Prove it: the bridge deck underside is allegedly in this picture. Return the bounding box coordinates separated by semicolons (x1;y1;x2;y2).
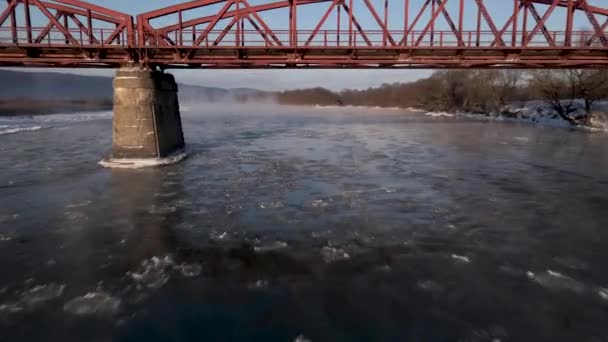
0;46;606;68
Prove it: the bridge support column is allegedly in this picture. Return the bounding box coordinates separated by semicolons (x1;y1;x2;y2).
100;67;186;168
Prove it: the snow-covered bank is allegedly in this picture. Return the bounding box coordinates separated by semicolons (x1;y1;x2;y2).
427;100;608;133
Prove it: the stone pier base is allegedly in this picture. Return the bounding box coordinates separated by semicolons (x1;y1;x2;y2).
100;67;186;168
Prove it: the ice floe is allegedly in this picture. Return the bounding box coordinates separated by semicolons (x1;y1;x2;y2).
526;270;586;294
99;151;187;169
63;290;121;316
321;247;350;263
174;263;203;278
451;254;471;263
417;280;443;292
0;126;43;136
128;255;174;289
20;283;65;306
254;241;288;253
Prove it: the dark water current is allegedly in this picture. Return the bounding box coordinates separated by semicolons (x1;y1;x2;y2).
1;105;608;341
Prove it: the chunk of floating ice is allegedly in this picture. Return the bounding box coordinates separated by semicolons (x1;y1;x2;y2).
0;303;23;313
527;269;586;294
293;335;311;342
254;241;288;252
0;125;43;136
99;151;187;169
63;290;121;316
598;288;608;301
174;263;202;278
310;199;329;208
417;280;443;292
128;255;174;289
20;283;65;306
65;200;92;209
425;112;454;117
321;247;350;263
210;231;228;241
147;205;177;215
248;280;269;289
0;235;12;241
451;254;471;263
258;201;284;209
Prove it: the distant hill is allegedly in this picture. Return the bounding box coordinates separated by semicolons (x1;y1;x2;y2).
0;69;267;103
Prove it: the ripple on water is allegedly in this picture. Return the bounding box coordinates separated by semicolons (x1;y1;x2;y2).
63;290;121;316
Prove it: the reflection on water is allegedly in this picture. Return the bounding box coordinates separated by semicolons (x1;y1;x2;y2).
1;104;608;341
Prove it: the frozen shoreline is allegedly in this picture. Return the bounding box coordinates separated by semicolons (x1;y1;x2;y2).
424;100;608;133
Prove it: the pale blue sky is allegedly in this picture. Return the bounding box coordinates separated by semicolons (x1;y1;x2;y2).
4;0;604;90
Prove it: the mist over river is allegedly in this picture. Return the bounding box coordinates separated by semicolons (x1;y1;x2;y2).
1;104;608;341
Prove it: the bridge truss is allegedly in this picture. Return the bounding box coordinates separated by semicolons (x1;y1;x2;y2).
0;0;607;68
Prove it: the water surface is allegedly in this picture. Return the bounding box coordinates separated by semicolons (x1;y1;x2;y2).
1;105;608;341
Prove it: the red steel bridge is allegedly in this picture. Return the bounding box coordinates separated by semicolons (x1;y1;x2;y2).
0;0;608;69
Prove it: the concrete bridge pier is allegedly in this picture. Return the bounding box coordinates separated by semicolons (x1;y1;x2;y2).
100;67;186;168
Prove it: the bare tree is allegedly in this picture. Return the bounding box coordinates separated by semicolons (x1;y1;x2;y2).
568;70;608;124
529;70;580;125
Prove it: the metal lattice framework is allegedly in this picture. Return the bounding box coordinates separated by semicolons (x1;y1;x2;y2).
0;0;607;68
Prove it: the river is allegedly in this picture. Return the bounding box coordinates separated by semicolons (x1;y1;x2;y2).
1;104;608;341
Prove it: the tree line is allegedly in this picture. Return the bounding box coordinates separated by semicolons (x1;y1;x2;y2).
241;70;608;126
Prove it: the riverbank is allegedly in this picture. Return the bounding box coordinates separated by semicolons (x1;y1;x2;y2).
0;99;112;116
450;101;608;133
308;101;608;133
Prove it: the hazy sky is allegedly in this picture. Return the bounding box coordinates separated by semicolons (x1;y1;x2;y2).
6;0;603;90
